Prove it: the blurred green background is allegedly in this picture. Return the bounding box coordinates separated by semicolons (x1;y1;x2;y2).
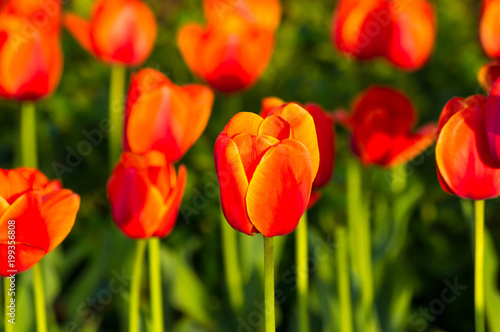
1;0;499;331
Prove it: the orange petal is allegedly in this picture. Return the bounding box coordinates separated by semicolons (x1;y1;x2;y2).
177;24;205;76
223;112;263;138
480;0;500;59
268;103;319;177
386;123;436;167
260;97;285;118
486;78;500;163
257;115;292;141
64;13;93;55
478;61;500;92
0;170;31;203
246;139;314;237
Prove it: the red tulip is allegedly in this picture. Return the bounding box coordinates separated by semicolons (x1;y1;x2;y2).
0;1;63;100
0;167;80;276
480;0;500;59
64;0;157;66
215;103;319;237
331;0;436;70
337;87;436;167
177;0;280;94
436;95;500;200
108;151;187;239
478;61;500;92
485;78;500;163
124;68;214;162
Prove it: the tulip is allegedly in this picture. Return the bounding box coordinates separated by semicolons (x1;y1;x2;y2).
478;61;500;92
0;1;63;101
215;103;319;237
0;167;80;276
64;0;157;66
337;86;436;167
107;151;187;239
331;0;436;70
480;0;500;59
124;68;214;162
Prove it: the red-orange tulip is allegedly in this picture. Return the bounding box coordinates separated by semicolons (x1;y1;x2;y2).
64;0;157;66
215;103;319;237
485;78;500;163
0;1;63;100
480;0;500;59
331;0;436;70
0;167;80;276
337;87;436;167
108;151;187;239
124;68;214;162
478;61;500;92
436;95;500;200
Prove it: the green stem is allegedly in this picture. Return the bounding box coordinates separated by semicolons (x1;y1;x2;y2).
129;240;146;332
33;264;47;332
264;236;275;332
149;238;164;332
4;277;13;332
335;225;353;332
108;65;127;171
391;165;406;194
296;213;309;332
474;200;485;332
20;102;37;168
220;207;244;313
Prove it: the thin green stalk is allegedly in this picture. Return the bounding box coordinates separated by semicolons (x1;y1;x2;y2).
335;225;353;332
391;165;406;194
474;200;485;332
4;277;14;332
264;236;275;332
129;240;146;332
296;213;309;332
220;207;244;313
149;237;164;332
33;264;47;332
108;65;127;171
20;102;37;168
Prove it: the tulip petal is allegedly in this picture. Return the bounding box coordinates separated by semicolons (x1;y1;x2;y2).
261;97;285;118
0;243;46;276
246;139;313;237
478;61;500;92
0;170;30;203
223;112;263;138
177;24;205;76
387;123;436;167
257;115;292;141
486;78;500;162
269;103;319;177
64;13;93;54
232;133;279;181
480;0;500;58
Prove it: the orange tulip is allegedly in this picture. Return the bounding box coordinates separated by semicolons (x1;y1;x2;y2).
124;68;214;162
214;103;319;237
107;151;187;239
0;167;80;276
0;0;63;100
336;86;436;167
331;0;436;70
64;0;157;66
436;95;500;200
480;0;500;59
478;61;500;92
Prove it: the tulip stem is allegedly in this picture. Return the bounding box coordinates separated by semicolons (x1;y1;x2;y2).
148;237;164;332
108;64;127;171
4;277;13;332
474;200;485;332
129;239;146;332
335;224;353;332
33;264;47;332
20;102;38;168
296;212;309;332
264;236;275;332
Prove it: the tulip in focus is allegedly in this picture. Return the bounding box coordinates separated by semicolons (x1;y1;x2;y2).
108;151;187;239
336;86;436;167
64;0;157;66
215;103;319;237
124;68;214;162
331;0;436;69
0;168;80;276
480;0;500;59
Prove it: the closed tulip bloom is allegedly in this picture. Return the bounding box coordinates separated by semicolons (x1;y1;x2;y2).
0;3;63;100
0;168;80;276
178;18;275;93
478;61;500;92
480;0;500;59
64;0;157;66
215;103;319;237
332;0;436;70
436;95;500;200
124;69;214;162
108;151;187;239
337;87;436;167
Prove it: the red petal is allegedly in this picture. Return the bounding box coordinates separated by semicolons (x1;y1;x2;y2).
0;244;45;276
478;61;500;92
386;123;436;167
0;169;31;203
486;78;500;163
257;115;292;141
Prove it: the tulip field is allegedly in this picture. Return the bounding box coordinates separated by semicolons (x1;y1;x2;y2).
1;0;500;331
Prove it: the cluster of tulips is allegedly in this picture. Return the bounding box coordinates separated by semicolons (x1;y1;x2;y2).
1;0;500;331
